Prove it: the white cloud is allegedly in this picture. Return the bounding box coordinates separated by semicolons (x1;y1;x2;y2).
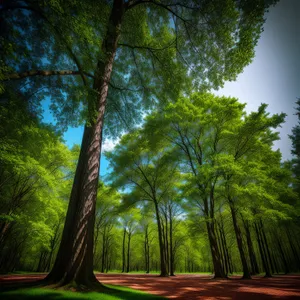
102;138;120;152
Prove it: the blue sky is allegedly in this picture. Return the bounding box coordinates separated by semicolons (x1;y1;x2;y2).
42;0;299;177
215;0;300;161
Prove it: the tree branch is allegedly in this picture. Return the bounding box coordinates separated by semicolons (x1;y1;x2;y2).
1;2;90;86
127;0;190;23
2;70;94;81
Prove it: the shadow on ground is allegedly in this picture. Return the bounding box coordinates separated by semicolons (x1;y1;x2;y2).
1;286;165;300
1;273;300;299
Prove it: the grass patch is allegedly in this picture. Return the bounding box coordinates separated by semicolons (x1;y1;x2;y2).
0;285;166;300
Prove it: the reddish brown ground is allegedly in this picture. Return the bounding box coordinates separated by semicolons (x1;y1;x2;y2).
1;273;300;299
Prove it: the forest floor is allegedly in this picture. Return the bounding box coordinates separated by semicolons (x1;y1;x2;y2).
1;273;300;299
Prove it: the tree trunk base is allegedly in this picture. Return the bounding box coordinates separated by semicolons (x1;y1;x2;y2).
263;274;272;278
41;274;108;292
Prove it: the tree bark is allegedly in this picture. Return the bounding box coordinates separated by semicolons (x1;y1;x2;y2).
286;226;300;270
229;200;251;279
144;225;150;273
276;235;289;274
126;232;131;273
101;227;106;273
45;0;124;288
260;221;275;274
3;69;94;81
205;220;226;278
242;217;259;275
122;227;126;273
154;199;168;276
169;206;175;276
255;222;272;277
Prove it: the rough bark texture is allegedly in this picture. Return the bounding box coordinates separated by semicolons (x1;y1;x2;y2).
44;0;124;288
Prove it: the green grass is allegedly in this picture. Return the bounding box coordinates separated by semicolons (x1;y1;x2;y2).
0;286;165;300
0;285;166;300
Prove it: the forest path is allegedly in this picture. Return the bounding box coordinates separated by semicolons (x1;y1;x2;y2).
1;273;300;299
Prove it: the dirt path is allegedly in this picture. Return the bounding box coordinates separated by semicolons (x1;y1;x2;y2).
1;273;300;299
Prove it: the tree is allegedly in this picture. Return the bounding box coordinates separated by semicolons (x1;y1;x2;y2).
290;98;300;196
2;0;278;287
0;93;74;273
93;182;120;271
106;129;181;276
143;93;245;277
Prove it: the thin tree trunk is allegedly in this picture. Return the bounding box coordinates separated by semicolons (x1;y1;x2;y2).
45;0;124;288
144;225;150;273
242;217;259;275
205;220;226;278
260;220;274;274
101;228;106;273
169;208;175;276
286;226;300;270
228;200;251;279
164;212;169;275
255;222;271;277
218;221;229;275
126;233;131;273
215;220;227;275
154;199;168;276
275;234;289;274
122;228;126;273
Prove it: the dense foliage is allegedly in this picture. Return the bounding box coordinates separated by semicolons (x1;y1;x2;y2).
1;93;299;278
2;0;299;290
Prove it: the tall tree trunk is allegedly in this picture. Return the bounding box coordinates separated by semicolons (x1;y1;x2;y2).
286;226;300;270
122;227;126;273
217;221;229;275
215;220;227;275
275;234;289;274
126;232;131;273
204;185;226;278
260;220;275;274
169;208;175;276
153;199;168;276
164;212;169;275
101;227;106;273
228;200;251;279
242;217;259;275
144;225;150;273
205;220;226;278
255;222;272;277
45;0;124;288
